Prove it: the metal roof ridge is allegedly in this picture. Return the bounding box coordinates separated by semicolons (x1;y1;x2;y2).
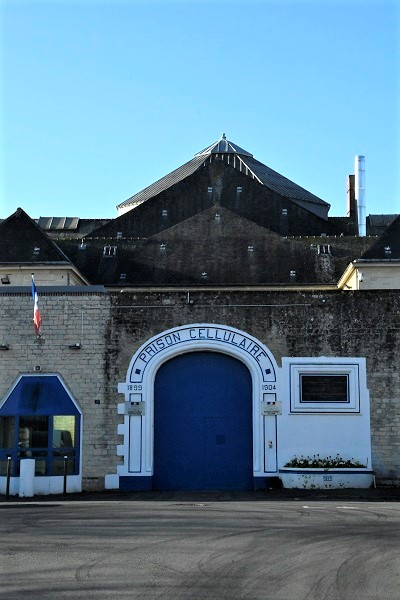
195;134;253;158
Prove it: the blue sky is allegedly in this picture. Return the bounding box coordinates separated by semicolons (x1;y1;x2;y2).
1;0;399;220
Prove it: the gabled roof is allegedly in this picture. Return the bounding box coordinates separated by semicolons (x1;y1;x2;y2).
360;214;400;260
0;208;72;264
117;134;329;217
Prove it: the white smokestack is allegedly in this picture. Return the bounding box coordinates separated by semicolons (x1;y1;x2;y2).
355;155;366;236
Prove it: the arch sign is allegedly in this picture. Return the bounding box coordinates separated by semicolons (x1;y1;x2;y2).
106;324;280;491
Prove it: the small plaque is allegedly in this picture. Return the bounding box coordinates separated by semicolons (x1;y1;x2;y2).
261;400;282;416
124;402;145;416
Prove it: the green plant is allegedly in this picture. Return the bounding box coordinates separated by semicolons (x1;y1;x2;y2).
284;454;365;469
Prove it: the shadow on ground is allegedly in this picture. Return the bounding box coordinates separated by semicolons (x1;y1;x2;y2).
2;487;400;503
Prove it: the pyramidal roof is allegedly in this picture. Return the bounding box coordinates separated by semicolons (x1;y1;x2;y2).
195;133;253;157
117;134;329;215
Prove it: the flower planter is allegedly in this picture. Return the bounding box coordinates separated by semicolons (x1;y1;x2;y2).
279;468;374;489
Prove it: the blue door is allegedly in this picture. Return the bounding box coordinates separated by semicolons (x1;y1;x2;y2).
153;352;253;490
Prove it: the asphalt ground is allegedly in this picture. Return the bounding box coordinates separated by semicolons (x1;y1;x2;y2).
1;489;399;600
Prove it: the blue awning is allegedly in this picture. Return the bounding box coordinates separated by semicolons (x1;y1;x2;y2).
0;376;80;416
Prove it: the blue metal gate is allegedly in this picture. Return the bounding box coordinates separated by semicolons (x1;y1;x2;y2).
153;351;253;490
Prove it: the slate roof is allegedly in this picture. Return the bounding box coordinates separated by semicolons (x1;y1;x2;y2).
0;208;72;264
117;135;329;217
117;155;206;212
241;155;328;210
37;217;112;239
360;214;400;260
57;207;374;287
366;214;398;236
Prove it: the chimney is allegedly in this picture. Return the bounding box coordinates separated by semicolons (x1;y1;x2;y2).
355;155;366;236
347;174;356;219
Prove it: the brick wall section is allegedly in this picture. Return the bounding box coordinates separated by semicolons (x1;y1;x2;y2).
0;290;113;491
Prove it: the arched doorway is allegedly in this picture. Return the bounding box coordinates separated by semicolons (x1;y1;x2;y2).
153;351;253;491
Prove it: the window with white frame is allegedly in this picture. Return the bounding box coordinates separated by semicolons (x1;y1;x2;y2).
288;362;362;413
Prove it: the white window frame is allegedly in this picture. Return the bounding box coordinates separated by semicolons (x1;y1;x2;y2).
284;359;363;413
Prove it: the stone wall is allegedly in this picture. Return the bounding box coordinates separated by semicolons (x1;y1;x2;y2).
1;287;399;489
0;289;112;491
108;288;400;485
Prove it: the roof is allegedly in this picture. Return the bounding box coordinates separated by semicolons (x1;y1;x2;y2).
361;214;400;260
0;208;72;264
195;133;253;157
37;217;80;230
117;155;206;212
241;155;328;208
58;207;374;287
367;214;399;236
117;134;329;217
36;217;113;239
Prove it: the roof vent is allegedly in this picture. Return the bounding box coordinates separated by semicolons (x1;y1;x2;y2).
290;270;296;280
33;247;40;255
318;244;331;255
281;208;288;216
1;275;10;284
103;245;117;257
384;246;392;256
117;232;123;239
160;243;166;251
201;271;208;279
215;212;220;221
208;186;213;194
162;209;168;217
79;240;86;250
120;273;127;280
247;244;254;252
237;186;243;193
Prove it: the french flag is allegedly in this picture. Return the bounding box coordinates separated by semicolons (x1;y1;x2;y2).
31;274;42;336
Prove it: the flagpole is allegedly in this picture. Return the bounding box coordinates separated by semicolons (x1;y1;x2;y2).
31;273;42;337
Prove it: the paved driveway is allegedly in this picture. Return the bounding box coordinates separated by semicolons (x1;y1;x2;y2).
1;497;399;599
